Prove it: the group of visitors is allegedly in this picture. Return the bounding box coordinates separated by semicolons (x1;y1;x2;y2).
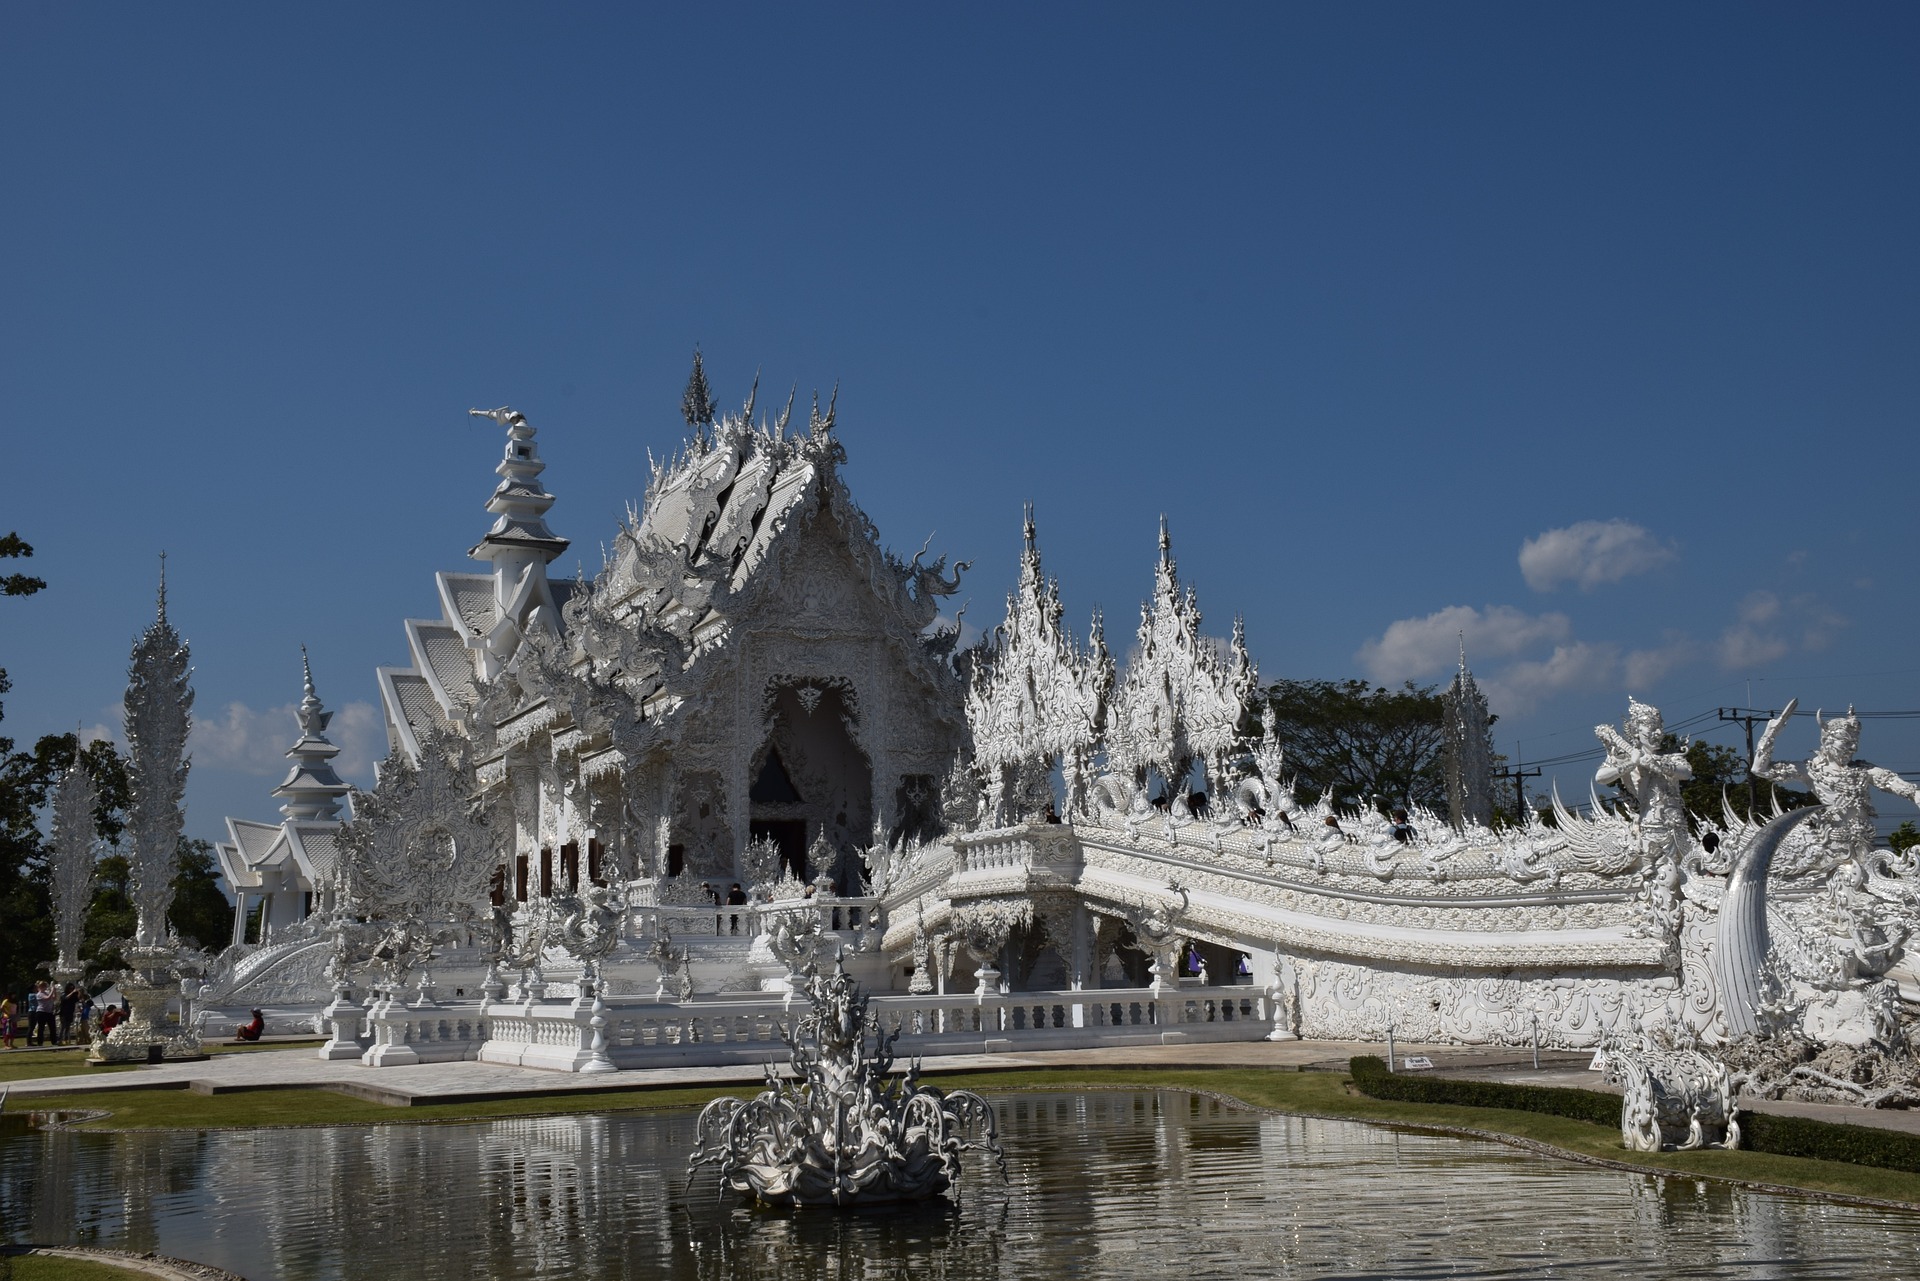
0;981;96;1048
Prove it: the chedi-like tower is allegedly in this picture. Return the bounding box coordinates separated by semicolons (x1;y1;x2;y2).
1443;639;1495;829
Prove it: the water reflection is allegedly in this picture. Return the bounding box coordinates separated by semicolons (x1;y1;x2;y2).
4;1092;1918;1280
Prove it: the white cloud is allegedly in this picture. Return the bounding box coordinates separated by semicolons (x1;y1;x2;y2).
1717;592;1848;671
1519;520;1676;592
190;698;383;784
1356;604;1570;683
1480;643;1620;715
1622;639;1694;690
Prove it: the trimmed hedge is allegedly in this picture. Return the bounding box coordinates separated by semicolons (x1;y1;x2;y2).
1348;1055;1618;1127
1348;1055;1920;1174
1740;1110;1920;1175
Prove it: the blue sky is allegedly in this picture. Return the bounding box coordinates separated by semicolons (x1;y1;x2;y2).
5;5;1917;846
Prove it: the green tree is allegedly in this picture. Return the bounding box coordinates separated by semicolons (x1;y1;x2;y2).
1255;679;1449;813
169;837;231;953
1888;821;1918;855
0;530;50;1000
0;734;131;998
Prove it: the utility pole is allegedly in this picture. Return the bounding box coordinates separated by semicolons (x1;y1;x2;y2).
1717;707;1778;818
1495;764;1542;824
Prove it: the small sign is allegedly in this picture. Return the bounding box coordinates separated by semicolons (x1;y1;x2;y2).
1401;1055;1434;1071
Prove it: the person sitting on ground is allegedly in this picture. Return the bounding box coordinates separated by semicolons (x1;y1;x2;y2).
100;1003;123;1036
234;1009;265;1042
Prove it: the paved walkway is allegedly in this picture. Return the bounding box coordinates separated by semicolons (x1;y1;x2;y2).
5;1039;1916;1136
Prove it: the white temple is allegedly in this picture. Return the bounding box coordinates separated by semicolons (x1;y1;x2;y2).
196;365;1920;1077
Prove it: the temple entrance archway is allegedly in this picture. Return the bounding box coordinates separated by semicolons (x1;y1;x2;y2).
750;680;873;893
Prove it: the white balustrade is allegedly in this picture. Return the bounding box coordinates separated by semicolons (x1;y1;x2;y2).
450;982;1271;1074
358;996;491;1067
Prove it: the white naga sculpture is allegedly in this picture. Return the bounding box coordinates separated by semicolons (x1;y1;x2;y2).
686;962;1005;1205
1754;699;1920;874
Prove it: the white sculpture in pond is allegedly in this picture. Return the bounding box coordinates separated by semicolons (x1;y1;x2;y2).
686;961;1005;1205
1601;1036;1740;1152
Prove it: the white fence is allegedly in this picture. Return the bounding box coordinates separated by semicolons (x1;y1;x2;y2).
324;983;1272;1073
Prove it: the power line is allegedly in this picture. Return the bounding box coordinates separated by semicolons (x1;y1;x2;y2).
1717;707;1778;815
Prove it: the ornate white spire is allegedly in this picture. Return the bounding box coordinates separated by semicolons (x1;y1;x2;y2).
275;647;353;822
1443;638;1495;829
465;406;570;678
49;737;99;975
124;564;193;946
1106;519;1254;800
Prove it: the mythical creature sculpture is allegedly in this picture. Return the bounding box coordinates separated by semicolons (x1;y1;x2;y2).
686;962;1006;1205
553;882;624;968
1754;699;1920;873
1126;884;1189;988
1595;698;1693;873
1600;1035;1740;1152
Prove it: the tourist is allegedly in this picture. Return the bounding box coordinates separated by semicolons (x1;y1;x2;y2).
78;991;94;1041
27;982;48;1045
1;992;15;1049
725;882;747;935
1390;810;1416;845
58;982;80;1044
234;1009;265;1042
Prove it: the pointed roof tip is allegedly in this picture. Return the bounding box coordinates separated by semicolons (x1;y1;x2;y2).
1157;515;1171;557
1458;630;1468;674
1022;501;1037;549
156;550;169;619
300;644;316;697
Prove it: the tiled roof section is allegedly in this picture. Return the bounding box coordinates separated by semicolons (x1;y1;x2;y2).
230;819;282;864
288;824;341;884
732;457;815;587
438;572;494;640
214;841;259;889
389;671;451;739
254;830;296;870
408;618;477;715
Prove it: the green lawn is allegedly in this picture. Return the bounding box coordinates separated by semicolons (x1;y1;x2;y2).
2;1251;162;1280
11;1063;1920;1208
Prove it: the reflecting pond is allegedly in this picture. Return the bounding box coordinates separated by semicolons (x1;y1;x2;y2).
5;1091;1918;1280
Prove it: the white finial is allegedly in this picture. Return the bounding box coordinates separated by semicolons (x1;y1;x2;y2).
156;550;168;619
